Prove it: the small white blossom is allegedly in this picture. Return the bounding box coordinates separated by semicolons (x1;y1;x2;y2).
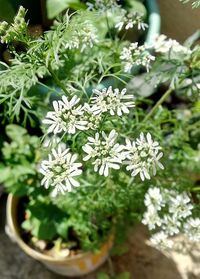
65;23;98;52
184;218;200;242
150;232;174;249
144;187;164;211
43;95;88;134
152;34;191;55
91;86;135;116
40;145;82;195
163;215;181;236
142;207;162;230
120;43;155;73
82;129;124;176
81;103;102;130
115;12;148;31
169;193;193;219
124;133;164;181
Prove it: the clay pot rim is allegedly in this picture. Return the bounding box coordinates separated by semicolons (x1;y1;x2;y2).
6;194;113;263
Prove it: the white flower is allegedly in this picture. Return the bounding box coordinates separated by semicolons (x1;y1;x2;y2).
43;95;88;134
184;218;200;242
124;133;164;181
120;43;155;73
144;187;164;211
65;23;98;52
152;34;191;55
150;232;174;249
163;215;181;236
142;207;162;230
91;86;135;116
115;12;148;31
40;145;82;195
81;103;102;130
169;193;193;219
82;129;124;176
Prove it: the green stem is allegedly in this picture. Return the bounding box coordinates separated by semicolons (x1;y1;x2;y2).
48;66;70;96
107;256;115;278
143;87;173;122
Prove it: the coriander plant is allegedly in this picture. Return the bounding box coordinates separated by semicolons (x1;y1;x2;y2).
0;1;200;255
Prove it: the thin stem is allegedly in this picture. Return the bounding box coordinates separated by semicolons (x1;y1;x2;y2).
143;87;173;122
48;66;70;96
105;12;113;40
107;256;115;278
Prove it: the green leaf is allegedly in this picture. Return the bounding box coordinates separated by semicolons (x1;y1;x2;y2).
37;221;57;240
46;0;85;19
97;272;110;279
116;272;130;279
125;0;147;16
6;125;27;142
55;219;70;239
0;0;15;22
0;166;11;183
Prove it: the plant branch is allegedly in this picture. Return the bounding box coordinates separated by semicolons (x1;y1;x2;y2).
48;66;70;96
143;87;173;122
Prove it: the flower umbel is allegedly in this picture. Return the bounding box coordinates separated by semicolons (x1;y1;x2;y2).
120;43;155;73
91;86;135;116
124;133;164;181
82;129;124;176
40;145;82;195
142;187;197;250
43;95;88;134
152;34;191;55
115;12;148;31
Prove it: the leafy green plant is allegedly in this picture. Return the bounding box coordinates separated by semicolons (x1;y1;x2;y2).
0;1;200;264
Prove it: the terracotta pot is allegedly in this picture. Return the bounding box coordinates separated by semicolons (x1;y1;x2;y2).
6;194;113;277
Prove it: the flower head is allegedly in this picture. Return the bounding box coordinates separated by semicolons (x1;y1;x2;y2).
91;86;135;116
120;43;155;73
142;207;162;230
152;34;191;55
124;133;164;181
115;12;148;31
144;187;164;211
82;129;124;176
65;22;98;52
184;218;200;242
43;95;88;134
150;232;174;249
169;192;193;219
40;145;82;195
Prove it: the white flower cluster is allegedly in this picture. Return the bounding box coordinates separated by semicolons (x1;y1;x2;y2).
83;130;124;176
91;86;135;116
115;11;148;31
43;87;135;134
152;34;191;55
86;0;120;12
83;131;163;179
43;95;87;134
125;133;164;181
40;145;82;196
65;22;98;52
41;86;164;195
120;43;155;73
124;133;164;181
142;187;200;249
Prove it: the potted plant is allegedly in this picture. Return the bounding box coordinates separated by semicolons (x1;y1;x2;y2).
0;2;200;278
